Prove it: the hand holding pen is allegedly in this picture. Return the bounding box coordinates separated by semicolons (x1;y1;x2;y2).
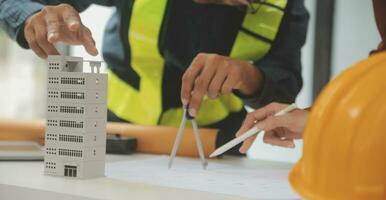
236;103;310;153
210;103;305;157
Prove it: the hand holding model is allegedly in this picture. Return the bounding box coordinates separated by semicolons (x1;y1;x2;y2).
236;103;310;153
24;4;98;59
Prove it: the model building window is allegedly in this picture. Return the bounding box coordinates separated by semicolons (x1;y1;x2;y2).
64;165;77;177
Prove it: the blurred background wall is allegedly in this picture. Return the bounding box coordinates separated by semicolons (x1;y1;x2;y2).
0;0;380;162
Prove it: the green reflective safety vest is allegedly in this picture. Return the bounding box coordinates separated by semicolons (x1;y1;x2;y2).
108;0;288;127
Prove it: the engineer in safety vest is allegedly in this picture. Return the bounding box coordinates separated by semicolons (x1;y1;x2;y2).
234;0;386;153
0;0;309;154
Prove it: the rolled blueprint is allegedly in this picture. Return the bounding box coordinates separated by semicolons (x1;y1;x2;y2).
0;120;218;158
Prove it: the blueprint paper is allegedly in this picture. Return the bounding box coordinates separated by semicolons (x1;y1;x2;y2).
106;156;299;199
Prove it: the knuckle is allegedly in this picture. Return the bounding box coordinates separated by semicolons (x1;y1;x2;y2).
253;110;262;118
33;12;44;19
268;102;280;109
222;85;231;94
246;112;253;118
191;94;202;105
196;53;207;59
208;87;218;97
28;40;38;48
247;112;255;120
26;15;39;25
209;53;221;61
194;77;204;88
222;59;231;69
182;71;191;82
181;74;188;82
181;90;189;98
46;19;59;26
59;3;73;10
28;36;36;44
36;33;47;43
41;6;54;14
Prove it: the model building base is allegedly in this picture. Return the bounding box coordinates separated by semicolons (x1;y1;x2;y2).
44;56;107;179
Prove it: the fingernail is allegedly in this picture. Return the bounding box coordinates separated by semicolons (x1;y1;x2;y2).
68;21;79;30
181;98;188;105
93;48;99;55
235;131;240;137
69;21;78;26
280;137;286;141
48;32;55;40
189;108;196;117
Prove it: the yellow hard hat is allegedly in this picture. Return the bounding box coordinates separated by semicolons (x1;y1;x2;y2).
289;52;386;200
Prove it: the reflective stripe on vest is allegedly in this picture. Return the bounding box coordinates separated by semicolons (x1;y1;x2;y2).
108;0;287;126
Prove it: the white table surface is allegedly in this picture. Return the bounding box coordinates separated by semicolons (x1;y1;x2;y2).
0;154;295;200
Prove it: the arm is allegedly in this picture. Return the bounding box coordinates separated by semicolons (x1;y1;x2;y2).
180;0;309;116
240;0;309;108
0;0;93;48
0;0;44;46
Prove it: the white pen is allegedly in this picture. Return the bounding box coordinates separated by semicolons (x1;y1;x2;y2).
209;103;297;158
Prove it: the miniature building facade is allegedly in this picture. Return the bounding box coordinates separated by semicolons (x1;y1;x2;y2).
44;56;107;178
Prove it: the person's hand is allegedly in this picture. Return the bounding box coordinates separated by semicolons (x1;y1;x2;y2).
181;53;264;117
24;4;98;59
235;102;310;153
193;0;250;6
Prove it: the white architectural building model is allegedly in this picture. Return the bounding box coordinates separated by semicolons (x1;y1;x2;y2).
44;56;107;178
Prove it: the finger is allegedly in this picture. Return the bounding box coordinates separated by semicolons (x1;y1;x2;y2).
221;68;240;95
181;53;206;106
252;102;289;123
42;7;61;43
236;103;287;137
34;22;60;56
61;4;81;31
257;115;290;132
25;28;47;59
263;131;295;148
235;112;257;137
207;60;228;99
189;56;219;116
81;27;98;56
239;135;256;153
